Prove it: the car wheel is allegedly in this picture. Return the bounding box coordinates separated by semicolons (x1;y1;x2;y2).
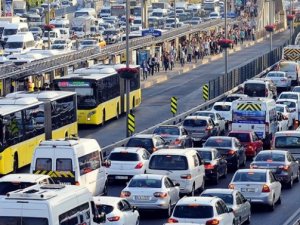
136;217;140;225
287;176;294;189
245;214;251;224
295;170;300;183
269;198;275;211
164;202;172;218
277;195;281;205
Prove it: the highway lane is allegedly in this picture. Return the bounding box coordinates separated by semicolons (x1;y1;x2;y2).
106;161;300;225
79;30;290;147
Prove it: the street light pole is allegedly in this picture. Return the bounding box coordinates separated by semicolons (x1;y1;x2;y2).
269;0;272;51
224;0;228;77
125;0;130;137
174;0;177;28
48;1;50;49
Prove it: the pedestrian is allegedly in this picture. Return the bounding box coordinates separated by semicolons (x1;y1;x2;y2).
240;29;245;44
141;60;148;80
194;45;199;63
187;44;193;63
179;48;185;67
163;53;169;71
169;53;175;70
154;54;160;72
147;57;154;76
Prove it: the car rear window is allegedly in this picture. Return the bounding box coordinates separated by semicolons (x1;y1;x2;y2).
213;105;231;111
275;136;300;148
201;193;233;204
173;205;213;218
96;204;114;214
183;119;207;127
198;151;212;161
279;63;296;72
277;101;296;108
255;152;285;162
129;179;161;188
0;182;35;195
279;94;298;100
233;172;266;182
244;83;265;97
267;72;284;77
205;138;232;147
225;96;240;102
149;155;188;170
153;127;179;136
126;138;154;149
109;152;139;161
228;133;250;142
35;158;52;171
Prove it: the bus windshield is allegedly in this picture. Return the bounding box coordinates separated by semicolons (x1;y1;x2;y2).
55;80;97;109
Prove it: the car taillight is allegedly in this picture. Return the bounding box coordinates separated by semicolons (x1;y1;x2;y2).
135;162;144;169
250;164;258;169
107;216;120;222
75;181;80;186
206;219;220;225
247;144;254;151
204;163;215;169
120;191;131;197
153;192;168;198
167;218;178;223
206;125;212;131
152;147;158;152
279;165;290;171
265;122;269;133
227;150;235;155
181;174;192;179
262;184;270;192
228;183;235;189
173;139;182;145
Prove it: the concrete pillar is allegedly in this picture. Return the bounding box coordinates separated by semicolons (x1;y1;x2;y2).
50;70;56;83
142;0;148;28
63;66;68;76
174;37;179;51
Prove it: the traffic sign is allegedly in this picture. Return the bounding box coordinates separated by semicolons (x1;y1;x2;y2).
128;113;135;134
171;97;177;115
202;84;209;101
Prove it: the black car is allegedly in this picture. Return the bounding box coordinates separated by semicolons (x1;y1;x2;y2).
196;147;228;184
203;136;246;171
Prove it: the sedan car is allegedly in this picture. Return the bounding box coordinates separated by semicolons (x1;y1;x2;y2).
125;134;167;154
106;147;150;182
121;174;180;217
93;196;140;225
265;71;291;91
195;147;227;184
201;189;251;225
103;29;121;44
250;150;299;188
153;125;193;148
228;131;263;158
203;137;246;171
229;169;282;211
276;103;294;129
193;111;226;135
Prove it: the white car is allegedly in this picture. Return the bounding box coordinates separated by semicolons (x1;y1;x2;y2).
276;103;294;129
168;196;235;224
93;196;140;225
265;71;292;91
276;99;299;124
210;102;232;123
121;174;180;217
229;169;282;211
277;112;289;131
224;94;248;102
208;12;221;19
193;111;226;135
107;147;150;182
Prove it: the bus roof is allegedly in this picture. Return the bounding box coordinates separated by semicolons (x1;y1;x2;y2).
55;71;118;81
0;97;42;115
6;91;76;101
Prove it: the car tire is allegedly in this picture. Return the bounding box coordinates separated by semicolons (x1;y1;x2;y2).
164;202;172;218
245;214;251;224
287;176;294;189
295;170;300;183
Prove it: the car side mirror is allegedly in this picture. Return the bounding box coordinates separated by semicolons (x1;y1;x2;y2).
102;160;111;168
215;123;219;126
93;212;106;224
175;183;180;187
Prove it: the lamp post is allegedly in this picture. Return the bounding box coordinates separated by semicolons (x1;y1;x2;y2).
290;0;293;43
48;1;51;49
174;0;177;28
125;0;130;137
224;0;228;77
269;0;272;51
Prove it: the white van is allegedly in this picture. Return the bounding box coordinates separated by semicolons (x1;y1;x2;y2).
273;131;300;160
146;149;205;195
4;32;36;55
0;184;105;225
231;97;277;149
151;9;168;18
242;79;277;99
1;22;28;42
75;8;97;18
42;28;61;44
30;138;108;196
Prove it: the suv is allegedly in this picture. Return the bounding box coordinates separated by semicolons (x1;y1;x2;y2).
125;134;167;154
168;196;235;224
243;78;277;99
183;116;218;145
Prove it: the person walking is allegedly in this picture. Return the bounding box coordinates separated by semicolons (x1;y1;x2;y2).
141;60;148;80
179;48;185;67
163;52;169;71
240;29;245;44
147;57;154;76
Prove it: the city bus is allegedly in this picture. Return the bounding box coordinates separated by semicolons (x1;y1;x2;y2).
53;64;142;125
0;91;78;175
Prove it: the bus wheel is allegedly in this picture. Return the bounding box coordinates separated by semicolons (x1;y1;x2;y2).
102;110;106;126
13;153;18;173
65;132;69;138
116;105;120;119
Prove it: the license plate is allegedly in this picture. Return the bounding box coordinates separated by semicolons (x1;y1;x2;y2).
115;176;128;180
241;188;255;192
135;196;150;201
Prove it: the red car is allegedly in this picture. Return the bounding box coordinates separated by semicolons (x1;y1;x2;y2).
228;131;263;157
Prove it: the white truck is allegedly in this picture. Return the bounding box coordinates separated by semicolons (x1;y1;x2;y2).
71;16;95;38
13;0;27;16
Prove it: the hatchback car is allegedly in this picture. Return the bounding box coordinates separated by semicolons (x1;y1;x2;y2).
229;169;282;211
153;125;193;148
195;147;228;184
125;134;167;154
201;189;251;225
228;131;263;158
121;174;180;217
265;71;291;91
250;150;299;188
276;103;294;129
93;196;140;225
106;147;150;182
193;111;226;135
203;137;246;171
183;116;218;145
210;102;232;123
168;196;235;224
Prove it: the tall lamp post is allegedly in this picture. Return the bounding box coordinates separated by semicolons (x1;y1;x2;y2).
125;0;130;137
269;0;272;51
174;0;177;28
224;0;228;77
47;1;51;49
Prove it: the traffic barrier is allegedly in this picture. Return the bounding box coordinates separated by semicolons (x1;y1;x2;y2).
170;97;177;116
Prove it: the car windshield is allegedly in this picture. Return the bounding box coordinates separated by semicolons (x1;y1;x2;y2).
3;29;17;36
96;205;114;214
129;179;161;188
279;94;298;100
183;119;207;127
205;138;232;147
109;152;139;161
276;101;296;108
149;155;188;170
103;30;118;35
275;136;300;148
198;151;212;161
213;105;231;111
5;42;23;48
244;83;266;97
202;193;233;204
266;73;284;77
153;127;179;136
255;152;285;162
233;172;266;182
126;138;153;150
81;40;96;45
0;217;49;225
53;40;66;44
0;182;35;195
173;205;213;218
228;133;250;142
51;45;65;49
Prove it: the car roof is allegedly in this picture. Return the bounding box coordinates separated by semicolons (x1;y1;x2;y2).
177;196;219;205
213;101;232;106
207;136;234;141
132;134;157;139
131;174;165;180
235;169;269;173
229;130;253;134
93;196;122;206
111;147;145;153
151;148;195;156
258;150;287;154
202;188;235;195
275;130;300;135
157;125;179;129
189;147;217;152
0;174;50;182
184;115;211;120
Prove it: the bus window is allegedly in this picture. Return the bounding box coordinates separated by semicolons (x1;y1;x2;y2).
51;96;76;129
78;151;100;175
56;159;73;171
36;158;52;171
2;112;23;146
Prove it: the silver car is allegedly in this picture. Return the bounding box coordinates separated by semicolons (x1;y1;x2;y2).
229;169;282;211
193;111;226;135
201;188;251;225
121;174;180;217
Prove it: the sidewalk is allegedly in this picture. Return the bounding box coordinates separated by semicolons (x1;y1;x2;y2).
140;29;285;89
